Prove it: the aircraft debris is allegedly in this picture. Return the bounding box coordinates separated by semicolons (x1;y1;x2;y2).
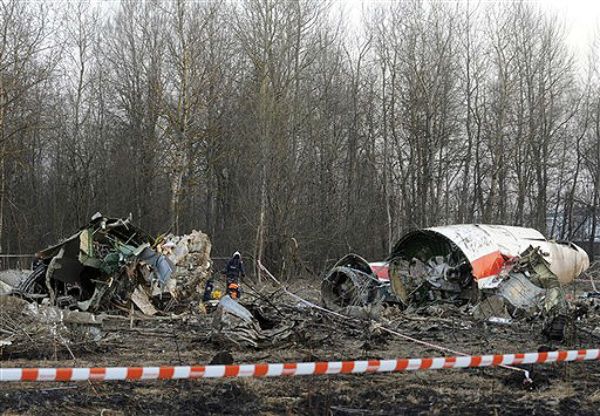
12;214;212;316
0;295;102;359
321;225;590;340
0;270;29;295
389;224;588;293
210;294;297;349
320;254;386;312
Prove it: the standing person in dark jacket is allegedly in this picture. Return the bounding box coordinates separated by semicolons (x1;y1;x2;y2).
222;251;245;300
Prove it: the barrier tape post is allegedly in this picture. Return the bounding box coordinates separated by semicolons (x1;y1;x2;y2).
1;349;598;382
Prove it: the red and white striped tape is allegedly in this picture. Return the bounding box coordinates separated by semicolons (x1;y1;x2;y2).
1;349;598;382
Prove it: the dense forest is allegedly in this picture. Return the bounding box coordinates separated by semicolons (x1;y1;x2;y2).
1;0;600;276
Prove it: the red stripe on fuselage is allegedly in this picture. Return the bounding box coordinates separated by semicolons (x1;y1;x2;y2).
470;251;505;279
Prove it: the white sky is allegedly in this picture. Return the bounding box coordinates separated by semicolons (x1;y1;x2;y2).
340;0;600;65
542;0;600;56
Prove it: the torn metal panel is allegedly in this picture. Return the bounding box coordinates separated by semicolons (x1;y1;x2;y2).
162;230;212;300
543;287;566;314
138;247;174;286
210;295;296;348
47;245;85;284
389;256;473;305
36;231;82;260
0;280;12;295
0;270;29;288
131;286;158;316
497;273;544;311
219;294;254;322
472;295;510;321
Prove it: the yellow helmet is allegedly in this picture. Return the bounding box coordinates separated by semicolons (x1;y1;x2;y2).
212;290;222;299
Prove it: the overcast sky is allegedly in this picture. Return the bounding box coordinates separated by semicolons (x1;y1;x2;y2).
543;0;599;56
340;0;600;65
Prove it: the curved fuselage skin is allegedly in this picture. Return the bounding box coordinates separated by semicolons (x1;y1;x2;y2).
388;224;590;291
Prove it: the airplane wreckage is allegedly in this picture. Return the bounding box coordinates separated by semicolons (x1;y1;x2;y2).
0;217;591;345
10;213;212;316
321;224;590;337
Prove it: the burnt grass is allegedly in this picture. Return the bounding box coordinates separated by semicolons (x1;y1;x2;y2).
2;281;600;415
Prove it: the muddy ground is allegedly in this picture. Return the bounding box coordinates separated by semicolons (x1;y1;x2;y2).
2;278;600;415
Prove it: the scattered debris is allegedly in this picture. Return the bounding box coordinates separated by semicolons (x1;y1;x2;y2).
161;230;213;300
383;225;591;339
131;285;159;316
0;295;102;359
210;295;298;349
5;215;600;415
0;269;29;294
319;225;590;341
0;279;12;295
12;214;212;316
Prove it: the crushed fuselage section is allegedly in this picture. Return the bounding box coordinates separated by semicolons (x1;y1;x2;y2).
387;225;590;333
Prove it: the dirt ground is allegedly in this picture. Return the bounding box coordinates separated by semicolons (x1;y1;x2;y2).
2;278;600;415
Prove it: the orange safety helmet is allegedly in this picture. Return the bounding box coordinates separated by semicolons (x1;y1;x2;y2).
228;282;240;299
